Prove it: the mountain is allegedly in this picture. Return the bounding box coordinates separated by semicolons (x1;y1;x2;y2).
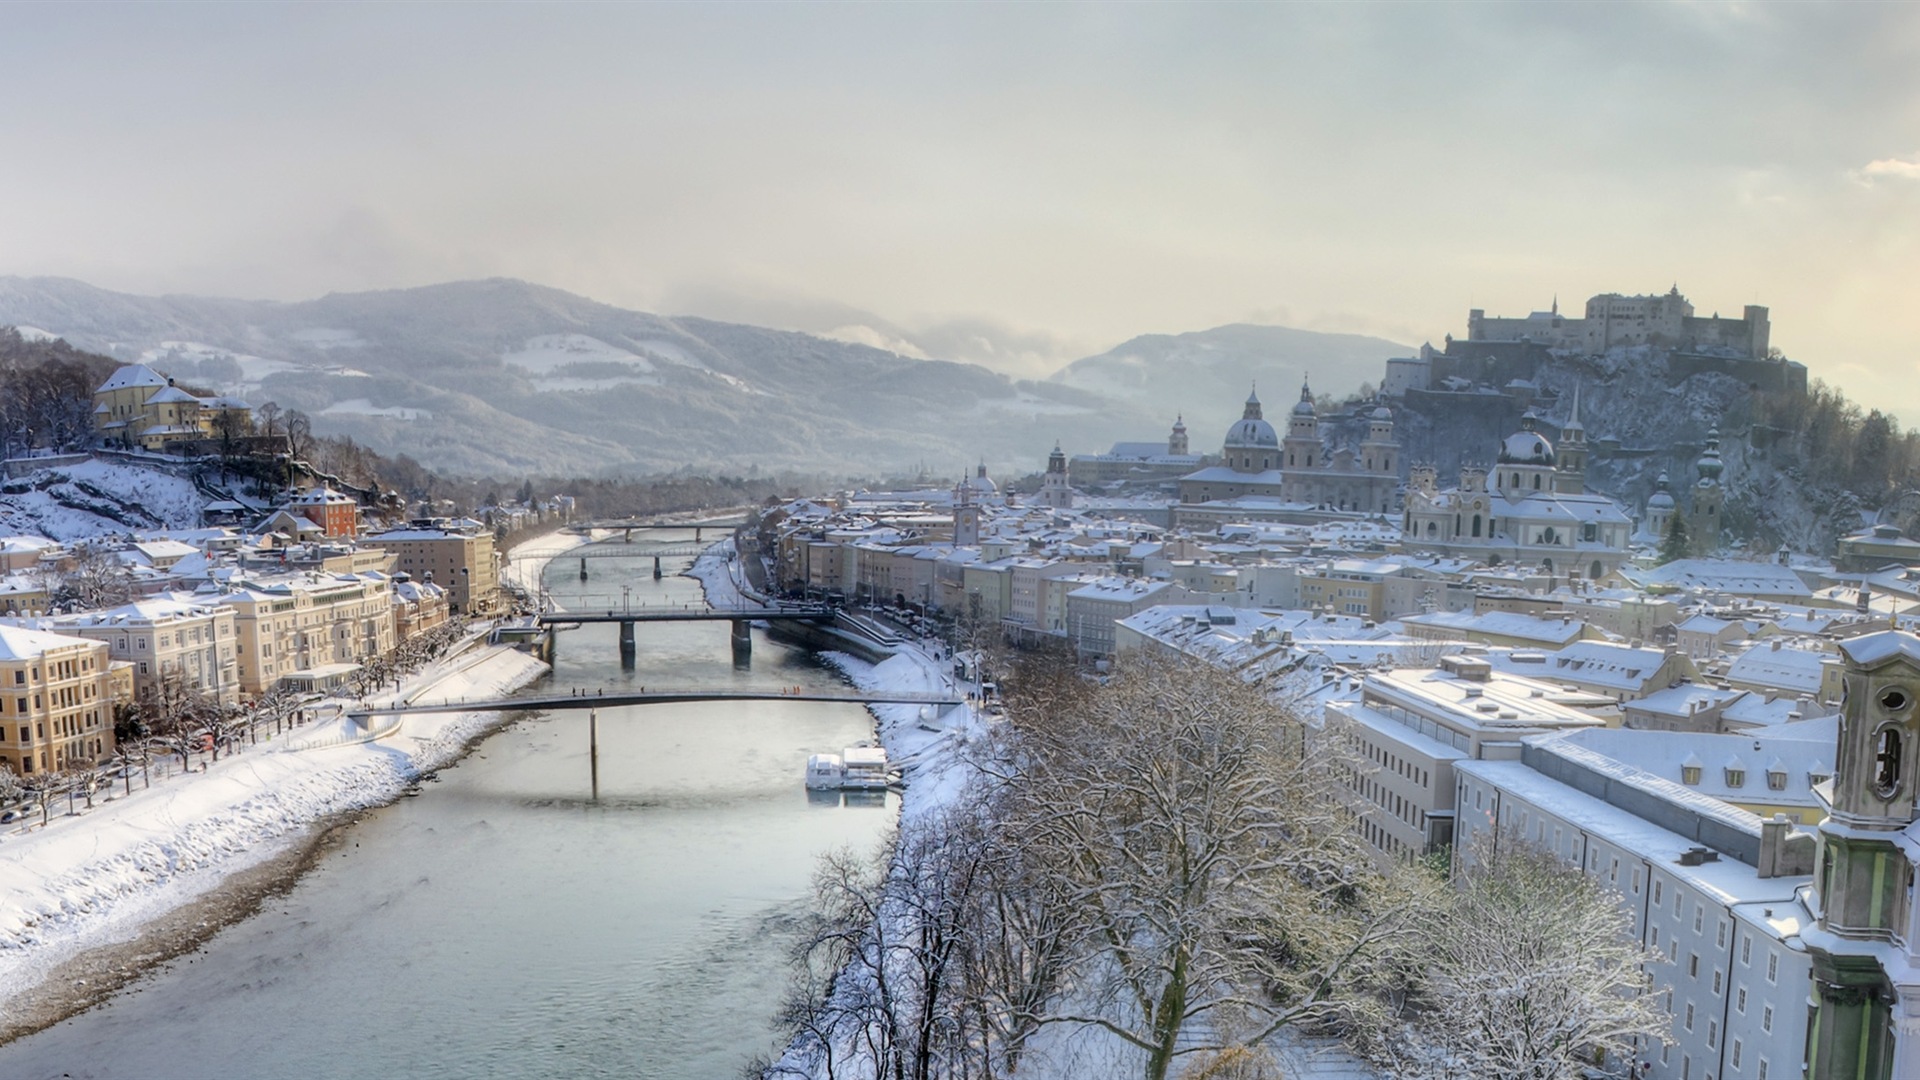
0;277;1396;479
1050;324;1412;417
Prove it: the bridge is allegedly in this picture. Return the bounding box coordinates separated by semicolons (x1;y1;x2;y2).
346;686;963;721
346;685;967;799
537;602;835;667
566;517;748;542
505;544;709;562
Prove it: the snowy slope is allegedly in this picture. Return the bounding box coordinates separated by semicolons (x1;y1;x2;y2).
0;459;206;541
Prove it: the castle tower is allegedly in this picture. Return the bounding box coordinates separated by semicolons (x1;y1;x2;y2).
1554;385;1587;495
952;475;981;546
1689;427;1725;557
1168;415;1189;457
1039;442;1074;510
1804;632;1920;1079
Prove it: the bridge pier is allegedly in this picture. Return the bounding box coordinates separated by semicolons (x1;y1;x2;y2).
653;556;663;580
694;526;703;542
579;557;588;581
619;620;636;669
731;619;752;667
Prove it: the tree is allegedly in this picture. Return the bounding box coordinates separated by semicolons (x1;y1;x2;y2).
1371;835;1669;1080
1657;513;1690;565
51;546;136;611
1004;652;1418;1080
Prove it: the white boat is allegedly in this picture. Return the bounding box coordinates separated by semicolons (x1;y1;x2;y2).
804;753;845;790
840;746;890;790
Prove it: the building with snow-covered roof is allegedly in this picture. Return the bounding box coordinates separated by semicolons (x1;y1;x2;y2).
1723;639;1840;703
1063;576;1190;657
216;572;395;695
48;596;240;707
1485;640;1697;702
288;486;360;539
1174;384;1399;525
91;364;253;451
1400;608;1595;650
1401;409;1633;578
1068;416;1206;487
1453;728;1815;1080
0;625;118;777
362;525;498;616
1325;653;1608;864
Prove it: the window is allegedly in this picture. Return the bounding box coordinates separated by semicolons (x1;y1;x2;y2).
1767;767;1787;791
1689;954;1699;978
1762;1004;1773;1032
1713;971;1722;994
1716;921;1726;948
1766;954;1777;984
1682;764;1702;784
1741;935;1751;966
1875;725;1904;798
1732;1039;1743;1069
1737;987;1747;1013
1694;907;1703;934
1758;1057;1769;1080
1725;767;1745;787
1654;881;1663;905
1708;1020;1717;1049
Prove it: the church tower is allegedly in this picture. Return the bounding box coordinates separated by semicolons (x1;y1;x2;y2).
1554;385;1587;495
952;475;981;546
1805;631;1920;1080
1688;427;1725;556
1039;442;1074;510
1168;415;1189;457
1282;380;1320;470
1644;471;1676;542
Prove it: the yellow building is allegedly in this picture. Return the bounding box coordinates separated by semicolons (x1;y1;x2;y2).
363;526;500;616
91;364;252;451
0;625;117;777
218;573;396;696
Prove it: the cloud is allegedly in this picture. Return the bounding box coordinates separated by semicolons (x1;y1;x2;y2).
1855;155;1920;184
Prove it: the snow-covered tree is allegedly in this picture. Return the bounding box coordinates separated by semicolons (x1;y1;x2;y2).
49;546;136;612
1657;513;1690;566
1371;834;1669;1080
1005;652;1422;1080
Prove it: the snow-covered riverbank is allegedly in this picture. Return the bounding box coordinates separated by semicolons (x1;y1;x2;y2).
0;533;594;1035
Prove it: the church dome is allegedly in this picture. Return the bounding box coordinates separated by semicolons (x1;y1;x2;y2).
1696;427;1724;484
1370;405;1392;422
962;463;998;494
1225;417;1279;450
1497;428;1556;466
1647;471;1676;510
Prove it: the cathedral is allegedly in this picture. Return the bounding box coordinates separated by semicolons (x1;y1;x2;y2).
1175;383;1399;515
1401;393;1633;579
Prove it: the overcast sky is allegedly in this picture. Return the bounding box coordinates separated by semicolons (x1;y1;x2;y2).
3;3;1917;410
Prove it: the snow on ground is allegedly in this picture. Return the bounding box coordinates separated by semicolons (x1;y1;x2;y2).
10;326;58;343
503;333;657;375
0;458;206;541
0;638;548;1009
317;398;433;421
502;527;588;598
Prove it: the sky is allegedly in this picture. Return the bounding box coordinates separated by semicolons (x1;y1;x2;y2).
2;2;1918;412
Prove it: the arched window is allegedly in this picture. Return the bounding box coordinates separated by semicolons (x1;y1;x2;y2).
1876;726;1904;798
1533;474;1542;490
1426;521;1437;538
1471;514;1482;538
1589;560;1603;581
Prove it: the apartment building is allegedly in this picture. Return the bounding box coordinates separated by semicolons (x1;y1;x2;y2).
219;572;396;695
363;525;500;616
49;597;241;707
0;625;117;776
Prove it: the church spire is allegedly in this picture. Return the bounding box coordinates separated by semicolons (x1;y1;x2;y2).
1243;384;1263;421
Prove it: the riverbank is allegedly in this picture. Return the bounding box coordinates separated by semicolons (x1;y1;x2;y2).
0;517;601;1048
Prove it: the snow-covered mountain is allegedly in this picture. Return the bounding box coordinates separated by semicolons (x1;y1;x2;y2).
1051;323;1411;416
0;278;1396;479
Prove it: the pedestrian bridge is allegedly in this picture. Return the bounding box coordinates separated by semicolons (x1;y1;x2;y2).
345;687;966;722
536;604;833;626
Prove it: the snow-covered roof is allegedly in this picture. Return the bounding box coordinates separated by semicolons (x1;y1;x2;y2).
95;364;169;393
1837;630;1920;670
0;624;99;660
1725;641;1830;694
145;385;201;405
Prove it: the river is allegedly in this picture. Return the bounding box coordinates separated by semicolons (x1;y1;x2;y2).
0;534;893;1080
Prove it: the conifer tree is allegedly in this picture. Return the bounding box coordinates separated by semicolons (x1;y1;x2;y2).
1659;513;1691;565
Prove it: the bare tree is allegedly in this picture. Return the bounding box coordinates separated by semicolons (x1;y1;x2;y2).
50;546;136;611
1365;833;1670;1080
1003;651;1422;1080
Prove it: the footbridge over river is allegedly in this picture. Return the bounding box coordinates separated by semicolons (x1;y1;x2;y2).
346;686;964;721
537;603;835;667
